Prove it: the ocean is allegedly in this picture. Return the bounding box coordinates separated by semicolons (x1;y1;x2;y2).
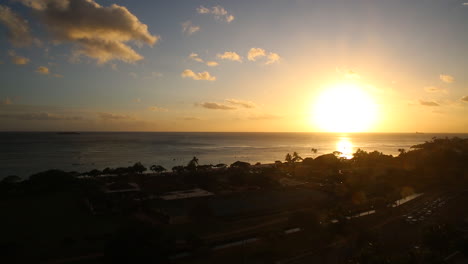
1;132;467;178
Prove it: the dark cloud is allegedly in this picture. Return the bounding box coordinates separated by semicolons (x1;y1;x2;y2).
98;112;134;121
0;5;33;47
461;96;468;102
199;102;236;110
225;99;256;109
180;116;201;121
419;100;439;107
0;112;83;120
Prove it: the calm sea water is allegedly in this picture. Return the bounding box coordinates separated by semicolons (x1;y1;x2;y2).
1;132;467;178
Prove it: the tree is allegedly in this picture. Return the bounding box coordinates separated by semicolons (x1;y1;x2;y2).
1;175;21;184
150;165;166;174
186;156;199;172
292;152;303;163
285;153;292;164
230;161;251;169
172;165;185;174
132;162;147;174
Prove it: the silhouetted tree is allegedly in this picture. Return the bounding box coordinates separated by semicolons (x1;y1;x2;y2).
150;165;166;174
131;162;146;174
186;156;199;172
292;152;303;163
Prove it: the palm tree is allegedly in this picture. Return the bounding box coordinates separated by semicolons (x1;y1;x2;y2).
292;152;303;163
285;153;292;164
186;156;199;172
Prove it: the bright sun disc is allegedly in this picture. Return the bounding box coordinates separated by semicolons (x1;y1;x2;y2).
313;83;377;132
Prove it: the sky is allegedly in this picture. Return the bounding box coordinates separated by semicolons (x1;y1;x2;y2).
0;0;467;132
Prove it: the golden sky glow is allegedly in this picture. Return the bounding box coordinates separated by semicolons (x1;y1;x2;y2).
313;83;378;133
0;1;468;132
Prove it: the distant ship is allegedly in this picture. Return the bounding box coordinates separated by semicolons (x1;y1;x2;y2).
57;132;80;135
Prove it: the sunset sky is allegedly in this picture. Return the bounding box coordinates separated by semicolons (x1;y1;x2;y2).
0;0;467;132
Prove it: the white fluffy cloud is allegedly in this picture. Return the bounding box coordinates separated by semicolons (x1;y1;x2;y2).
266;52;280;64
181;69;216;81
217;51;242;62
440;74;454;83
18;0;158;64
206;61;218;67
247;48;280;64
0;5;33;47
181;20;200;35
247;48;266;61
197;5;234;23
189;53;203;63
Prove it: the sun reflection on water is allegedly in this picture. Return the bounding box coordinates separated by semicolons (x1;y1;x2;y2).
336;137;354;159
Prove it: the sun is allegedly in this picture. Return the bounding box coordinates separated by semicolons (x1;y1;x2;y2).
313;83;378;133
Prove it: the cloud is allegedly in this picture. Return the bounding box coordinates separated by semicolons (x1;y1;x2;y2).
206;61;218;67
129;72;138;78
225;99;256;109
248;113;282;120
0;5;33;47
36;66;50;75
148;106;168;112
461;96;468;102
180;116;201;121
463;3;468;6
217;51;242;62
18;0;158;64
419;100;440;107
188;53;203;63
424;86;446;93
266;52;280;64
197;5;234;23
181;69;216;81
1;97;13;105
181;20;200;35
0;112;82;120
98;112;135;121
440;74;454;83
247;48;281;64
53;73;63;78
8;50;29;65
248;48;266;61
344;70;360;79
149;72;162;78
199;102;236;110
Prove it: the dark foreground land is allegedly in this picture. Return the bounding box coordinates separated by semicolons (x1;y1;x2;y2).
1;137;468;263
